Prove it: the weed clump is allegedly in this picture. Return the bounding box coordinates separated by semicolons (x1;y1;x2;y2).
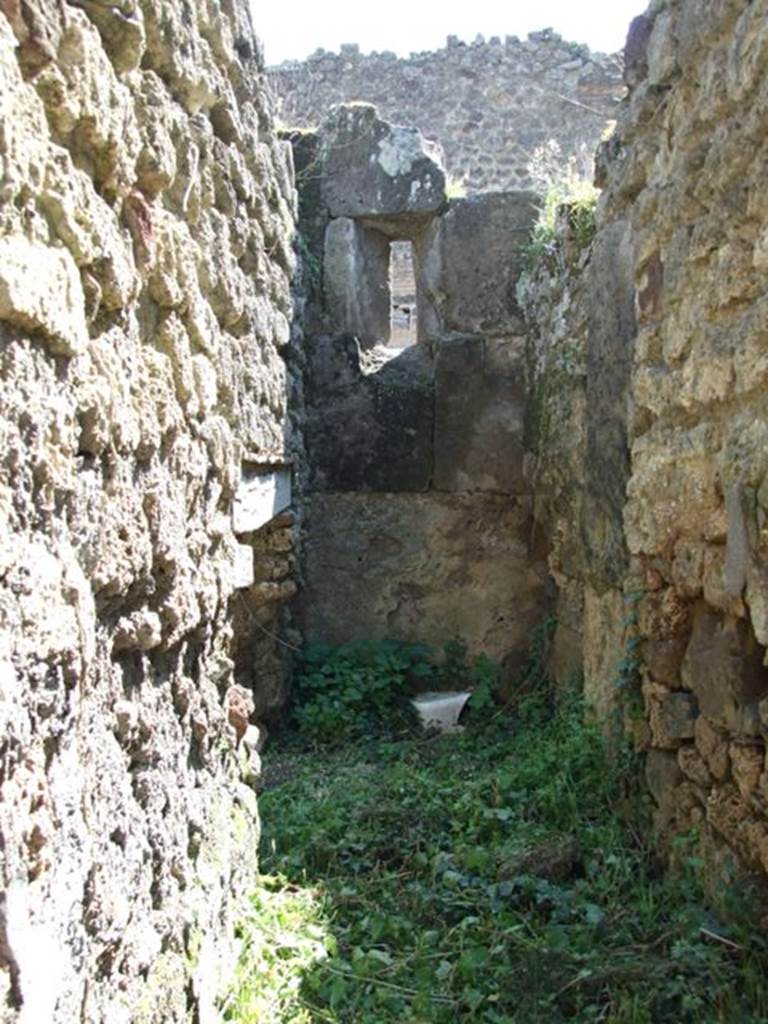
291;638;500;744
525;139;599;263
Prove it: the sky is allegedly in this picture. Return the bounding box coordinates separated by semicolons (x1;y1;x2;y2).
253;0;646;65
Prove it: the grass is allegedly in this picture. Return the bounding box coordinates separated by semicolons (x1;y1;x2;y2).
226;690;768;1023
524;139;599;265
446;174;468;199
527;178;598;263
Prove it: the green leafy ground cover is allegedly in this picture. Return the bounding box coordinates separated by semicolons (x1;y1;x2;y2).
226;686;768;1023
291;638;500;744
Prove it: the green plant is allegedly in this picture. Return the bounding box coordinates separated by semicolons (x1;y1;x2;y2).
529;180;598;260
445;174;468;199
231;671;768;1023
467;654;500;712
292;639;503;744
222;875;331;1023
293;639;429;743
524;140;599;264
433;639;501;715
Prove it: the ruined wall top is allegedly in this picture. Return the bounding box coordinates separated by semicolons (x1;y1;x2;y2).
269;30;625;194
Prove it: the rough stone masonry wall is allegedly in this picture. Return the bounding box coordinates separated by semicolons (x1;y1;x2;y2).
517;213;591;697
0;3;300;1022
523;0;768;882
270;32;624;194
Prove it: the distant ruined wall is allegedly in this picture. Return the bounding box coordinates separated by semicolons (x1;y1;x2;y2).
0;2;300;1021
269;32;624;194
523;0;768;881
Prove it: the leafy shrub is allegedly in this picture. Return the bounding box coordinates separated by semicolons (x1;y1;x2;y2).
294;640;432;743
293;639;501;743
436;639;501;712
529;179;598;259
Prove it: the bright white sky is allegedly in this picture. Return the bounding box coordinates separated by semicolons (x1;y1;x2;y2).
253;0;646;65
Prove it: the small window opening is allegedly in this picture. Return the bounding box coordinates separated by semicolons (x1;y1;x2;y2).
389;240;418;348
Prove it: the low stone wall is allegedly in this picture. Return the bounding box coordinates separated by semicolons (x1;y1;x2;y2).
522;0;768;882
269;31;624;194
0;2;300;1020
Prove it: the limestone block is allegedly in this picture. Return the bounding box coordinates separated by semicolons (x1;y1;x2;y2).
624;16;652;88
76;0;146;73
680;604;768;731
250;579;297;604
232;466;292;534
625;424;723;559
417;192;537;341
433;336;526;493
232;544;254;589
706;782;755;851
694;716;730;782
645;748;683;806
319;103;446;220
305;338;434;492
730;742;764;802
0;0;67;75
112;610;163;652
0;237;87;356
648;688;698;748
678;745;712;787
226;685;254;741
323;218;390;346
646;10;678;86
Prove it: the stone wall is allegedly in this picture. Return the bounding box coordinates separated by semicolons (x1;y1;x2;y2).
522;0;768;882
0;2;300;1021
517;211;591;694
296;105;550;685
269;31;624;195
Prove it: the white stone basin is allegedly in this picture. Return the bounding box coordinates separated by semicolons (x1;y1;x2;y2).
411;691;472;733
